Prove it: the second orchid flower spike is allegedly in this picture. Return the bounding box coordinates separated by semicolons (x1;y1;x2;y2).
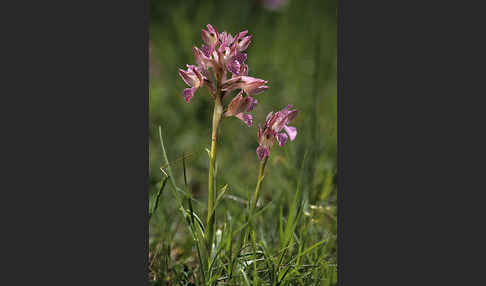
256;105;298;160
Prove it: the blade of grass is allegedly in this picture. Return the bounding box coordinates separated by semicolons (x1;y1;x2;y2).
289;239;328;266
158;125;178;191
158;125;184;207
320;170;334;201
182;151;187;187
282;150;309;248
232;202;272;238
149;176;169;221
188;197;206;283
207;184;229;224
240;266;251;286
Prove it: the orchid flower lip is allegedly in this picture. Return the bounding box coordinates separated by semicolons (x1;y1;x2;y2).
183;87;196;102
256;145;270;160
276;132;288;147
284;125;297;141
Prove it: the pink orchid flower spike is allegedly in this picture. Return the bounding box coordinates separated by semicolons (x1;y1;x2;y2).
256;105;299;160
178;24;269;129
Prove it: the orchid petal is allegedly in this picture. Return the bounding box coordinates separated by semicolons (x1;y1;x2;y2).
237;35;252;51
201;44;211;57
201;24;218;52
225;91;244;116
227;59;241;74
286;109;298;121
245;84;268;96
284;125;297;141
193;47;211;70
241;64;248;76
179;65;204;89
235;113;252;127
178;69;195;87
245;96;258;112
256;145;270;160
257;125;264;144
276;132;288;147
183;87;196;103
221;76;268;96
265;111;274;125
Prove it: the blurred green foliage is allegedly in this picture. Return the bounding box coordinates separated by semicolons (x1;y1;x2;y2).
149;0;337;284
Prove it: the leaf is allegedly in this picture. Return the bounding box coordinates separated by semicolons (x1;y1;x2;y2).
213;184;229;210
158;126;178;192
320;170;334;201
289;239;328;265
148;176;169;221
207;184;230;224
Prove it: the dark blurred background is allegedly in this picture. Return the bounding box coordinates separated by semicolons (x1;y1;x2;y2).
149;0;337;245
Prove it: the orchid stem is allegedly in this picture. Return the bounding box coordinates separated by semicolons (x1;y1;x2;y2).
251;156;268;213
207;94;223;251
248;156;267;284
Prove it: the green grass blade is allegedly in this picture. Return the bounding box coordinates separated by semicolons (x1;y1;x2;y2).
289;239;328;265
158;126;177;188
149;176;169;221
320;170;334;201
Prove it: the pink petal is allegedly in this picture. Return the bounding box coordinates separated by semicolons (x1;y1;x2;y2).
225;91;244;116
269;111;287;132
286;109;298;121
183;87;196;103
257;126;264;144
221;76;268;96
284;125;297;141
207;24;218;35
276;132;288;147
246;87;266;96
201;44;211;57
235;113;253;127
241;64;248;76
201;24;218;51
256;145;270;160
178;69;194;87
245;96;258;112
193;47;209;70
237;35;251;51
234;30;248;43
265;111;274;124
227;59;241;74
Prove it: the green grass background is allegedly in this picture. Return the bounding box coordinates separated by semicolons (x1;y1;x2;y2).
149;0;337;284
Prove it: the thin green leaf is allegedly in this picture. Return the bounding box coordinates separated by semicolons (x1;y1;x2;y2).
149;176;169;221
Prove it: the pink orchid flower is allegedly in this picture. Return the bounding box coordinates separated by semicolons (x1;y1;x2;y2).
178;65;205;102
224;91;258;127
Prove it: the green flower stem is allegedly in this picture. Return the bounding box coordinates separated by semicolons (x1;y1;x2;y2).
251;156;268;213
207;94;223;250
246;156;268;284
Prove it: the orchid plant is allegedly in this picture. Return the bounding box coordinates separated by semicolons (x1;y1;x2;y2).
178;25;298;265
179;24;269;250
